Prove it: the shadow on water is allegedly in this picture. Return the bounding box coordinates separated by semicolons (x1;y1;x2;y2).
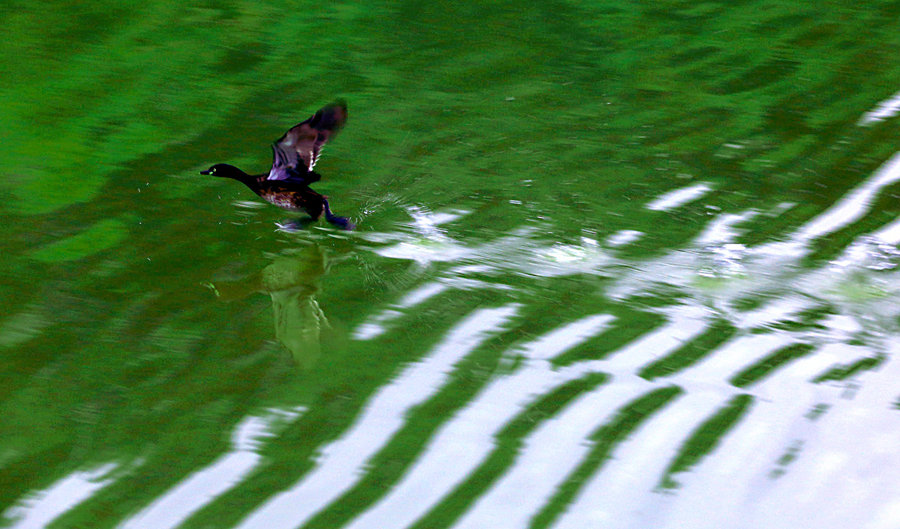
207;241;348;370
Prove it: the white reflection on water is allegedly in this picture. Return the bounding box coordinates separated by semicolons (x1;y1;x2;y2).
365;206;471;266
453;382;651;529
22;145;900;529
551;392;725;529
326;150;900;529
562;155;900;527
236;305;518;529
2;463;118;529
353;282;450;340
118;408;304;529
363;204;615;278
353;277;514;341
606;229;643;247
1;411;302;529
596;341;900;529
645;182;712;211
601;305;709;373
603;151;900;341
788;151;900;246
343;314;615;529
0;411;305;529
858;88;900;126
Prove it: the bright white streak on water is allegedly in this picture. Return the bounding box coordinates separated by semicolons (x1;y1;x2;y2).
352;309;403;340
548;342;833;529
694;210;757;246
551;297;895;529
858;89;900;125
342;314;615;529
600;304;710;372
347;147;900;528
606;229;643;247
523;314;615;361
737;296;811;330
638;341;900;529
278;146;900;529
551;392;726;529
645;183;712;211
785;151;900;245
674;333;799;382
235;305;519;529
869;213;900;244
737;340;900;529
352;277;513;340
352;282;449;339
657;350;836;529
3;464;118;529
450;299;809;528
396;281;450;307
451;382;648;529
117;409;303;529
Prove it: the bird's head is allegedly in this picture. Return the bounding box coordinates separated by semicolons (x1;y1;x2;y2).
200;163;245;179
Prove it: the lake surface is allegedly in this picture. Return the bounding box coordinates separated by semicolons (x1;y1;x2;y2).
3;2;900;528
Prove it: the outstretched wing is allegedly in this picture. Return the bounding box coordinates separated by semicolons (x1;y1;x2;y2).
268;100;348;181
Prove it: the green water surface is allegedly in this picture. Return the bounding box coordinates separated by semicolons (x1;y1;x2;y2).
3;2;900;528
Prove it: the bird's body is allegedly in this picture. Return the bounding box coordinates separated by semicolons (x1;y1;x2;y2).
202;101;353;229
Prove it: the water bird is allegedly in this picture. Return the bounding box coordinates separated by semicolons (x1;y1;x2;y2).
201;100;354;230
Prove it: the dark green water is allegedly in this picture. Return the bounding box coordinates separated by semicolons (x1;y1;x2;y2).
4;2;900;528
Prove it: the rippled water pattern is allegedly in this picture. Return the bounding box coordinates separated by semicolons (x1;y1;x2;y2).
3;2;900;529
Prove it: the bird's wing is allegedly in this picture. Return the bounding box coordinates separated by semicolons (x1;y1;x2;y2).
267;100;347;181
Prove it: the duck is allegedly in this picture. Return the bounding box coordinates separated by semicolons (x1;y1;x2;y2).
201;100;354;230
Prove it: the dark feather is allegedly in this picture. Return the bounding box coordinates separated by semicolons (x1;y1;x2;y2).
268;100;347;181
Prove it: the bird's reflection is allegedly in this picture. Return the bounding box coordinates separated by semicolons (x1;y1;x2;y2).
208;244;335;369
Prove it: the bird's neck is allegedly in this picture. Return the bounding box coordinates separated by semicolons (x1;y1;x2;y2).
226;169;263;190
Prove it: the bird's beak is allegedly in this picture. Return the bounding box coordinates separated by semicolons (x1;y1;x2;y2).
200;169;212;175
